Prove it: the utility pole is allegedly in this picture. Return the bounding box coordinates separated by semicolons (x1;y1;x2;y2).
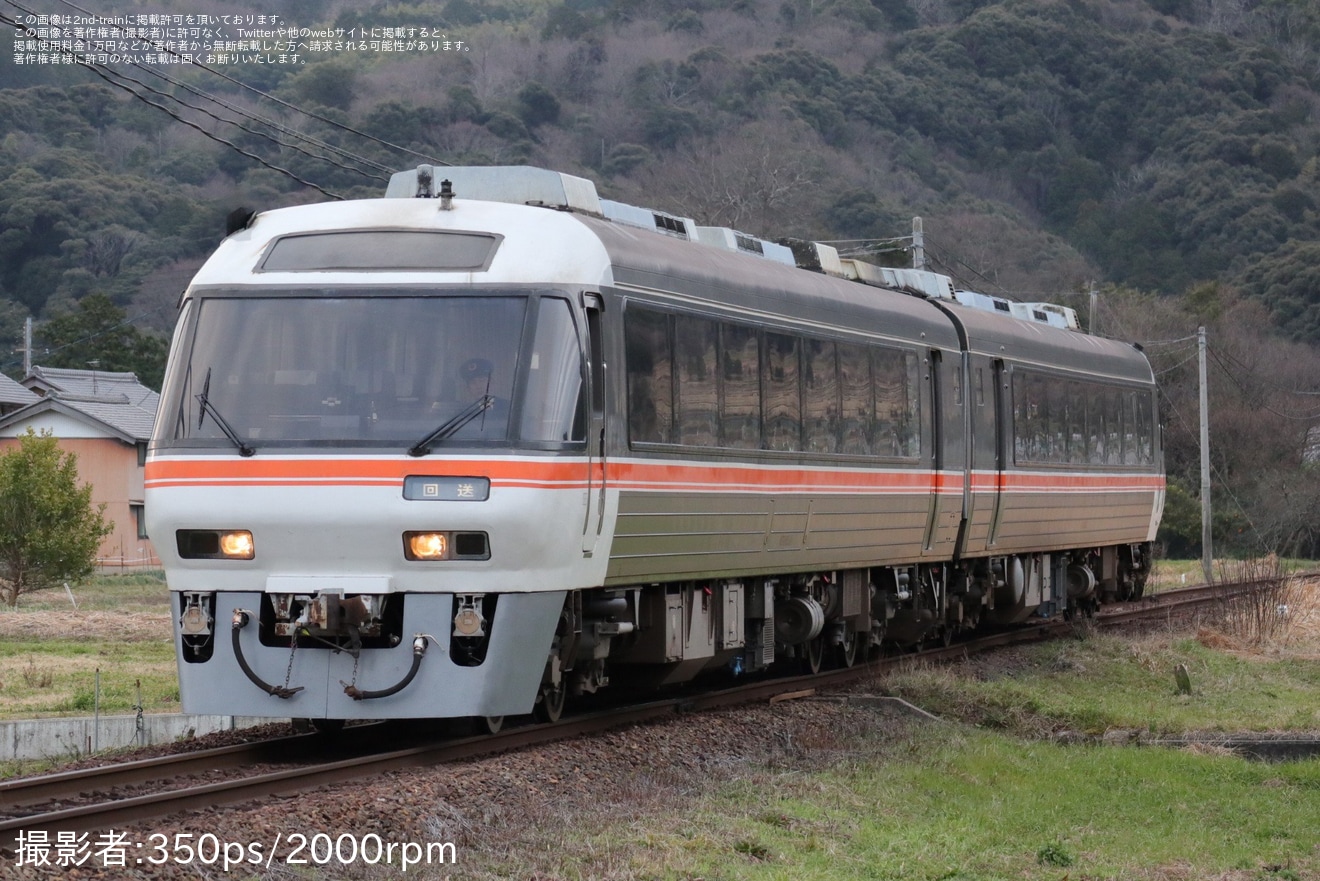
911;217;925;270
1088;283;1098;335
23;317;32;377
1198;326;1213;584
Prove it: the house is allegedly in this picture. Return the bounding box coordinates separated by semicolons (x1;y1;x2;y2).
0;372;38;416
0;366;161;569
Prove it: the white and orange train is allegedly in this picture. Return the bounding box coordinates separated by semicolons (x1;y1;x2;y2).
146;166;1164;728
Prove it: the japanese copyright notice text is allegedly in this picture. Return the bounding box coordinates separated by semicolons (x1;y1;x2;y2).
14;829;456;873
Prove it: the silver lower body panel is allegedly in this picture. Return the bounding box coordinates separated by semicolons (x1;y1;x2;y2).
176;591;566;720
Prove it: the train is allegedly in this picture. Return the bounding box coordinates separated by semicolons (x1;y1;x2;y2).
145;165;1164;729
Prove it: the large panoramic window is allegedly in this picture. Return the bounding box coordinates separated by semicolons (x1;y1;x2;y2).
1012;370;1156;467
157;292;583;450
624;304;920;459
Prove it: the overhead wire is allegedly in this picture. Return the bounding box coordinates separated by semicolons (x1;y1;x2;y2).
0;304;173;374
118;59;395;182
1210;343;1320;396
4;0;392;185
45;0;451;167
1207;347;1320;421
1;9;346;199
1155;382;1273;555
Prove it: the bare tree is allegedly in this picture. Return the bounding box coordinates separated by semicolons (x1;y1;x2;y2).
630;119;826;235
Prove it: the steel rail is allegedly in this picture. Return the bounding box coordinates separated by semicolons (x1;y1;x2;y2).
0;735;313;811
0;578;1292;852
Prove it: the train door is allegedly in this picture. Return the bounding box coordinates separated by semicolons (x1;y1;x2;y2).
923;347;965;556
959;355;998;556
581;293;607;555
988;358;1008;546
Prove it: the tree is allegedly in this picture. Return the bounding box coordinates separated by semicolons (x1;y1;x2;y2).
0;429;109;608
38;293;168;390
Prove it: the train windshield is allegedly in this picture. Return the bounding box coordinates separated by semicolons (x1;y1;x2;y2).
157;292;585;449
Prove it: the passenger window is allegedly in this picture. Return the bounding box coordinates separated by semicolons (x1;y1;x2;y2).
763;332;801;452
720;323;761;449
676;314;718;447
874;348;919;458
803;339;839;453
624;307;673;444
838;342;873;455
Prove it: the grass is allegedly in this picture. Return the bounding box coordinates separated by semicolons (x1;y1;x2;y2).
1147;556;1316;593
655;731;1320;881
0;638;178;719
3;566;1319;879
0;571;176;722
7;569;171;613
881;630;1320;736
455;570;1320;881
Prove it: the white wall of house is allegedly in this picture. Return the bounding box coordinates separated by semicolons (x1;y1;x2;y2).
0;411;107;439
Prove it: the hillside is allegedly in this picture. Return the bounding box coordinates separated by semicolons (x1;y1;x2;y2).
0;0;1318;554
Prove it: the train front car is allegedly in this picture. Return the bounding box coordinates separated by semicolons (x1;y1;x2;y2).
146;169;613;723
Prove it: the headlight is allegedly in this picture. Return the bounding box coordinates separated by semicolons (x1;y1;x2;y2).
218;531;254;559
405;532;448;560
176;529;255;560
403;531;490;561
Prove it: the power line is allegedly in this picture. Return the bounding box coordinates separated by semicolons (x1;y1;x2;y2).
97;60;390;185
4;0;386;183
0;304;172;374
1206;347;1320;421
118;59;394;183
0;9;345;199
44;0;451;167
1156;383;1272;556
1210;343;1320;396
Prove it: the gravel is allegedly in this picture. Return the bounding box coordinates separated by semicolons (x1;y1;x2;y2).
1;693;919;880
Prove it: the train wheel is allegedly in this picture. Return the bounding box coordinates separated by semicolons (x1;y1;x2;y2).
311;718;345;735
801;636;824;675
837;630;859;668
534;682;566;723
480;715;505;735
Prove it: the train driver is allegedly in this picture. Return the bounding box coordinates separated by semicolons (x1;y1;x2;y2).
456;356;510;435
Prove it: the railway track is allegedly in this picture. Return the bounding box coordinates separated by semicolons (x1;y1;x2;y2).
0;579;1284;852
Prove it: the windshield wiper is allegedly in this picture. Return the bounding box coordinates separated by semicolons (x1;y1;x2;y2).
196;367;255;457
408;396;493;457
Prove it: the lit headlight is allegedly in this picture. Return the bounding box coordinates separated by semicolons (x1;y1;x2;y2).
405;532;447;560
218;531;254;559
176;529;254;560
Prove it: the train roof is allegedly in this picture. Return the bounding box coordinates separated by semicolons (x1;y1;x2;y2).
575;214;962;351
197;164;1153;385
944;303;1155;385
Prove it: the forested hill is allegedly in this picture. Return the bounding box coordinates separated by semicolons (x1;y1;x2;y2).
1;0;1319;354
2;0;1319;556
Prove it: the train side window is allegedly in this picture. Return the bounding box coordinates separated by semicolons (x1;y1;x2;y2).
838;342;873;455
1122;391;1138;465
624;307;674;444
1067;381;1085;464
676;314;719;447
1011;371;1032;463
874;347;918;458
1046;377;1068;464
1086;386;1102;463
1104;388;1122;465
1138;391;1154;465
720;323;761;449
763;332;801;452
518;298;584;443
803;339;839;453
